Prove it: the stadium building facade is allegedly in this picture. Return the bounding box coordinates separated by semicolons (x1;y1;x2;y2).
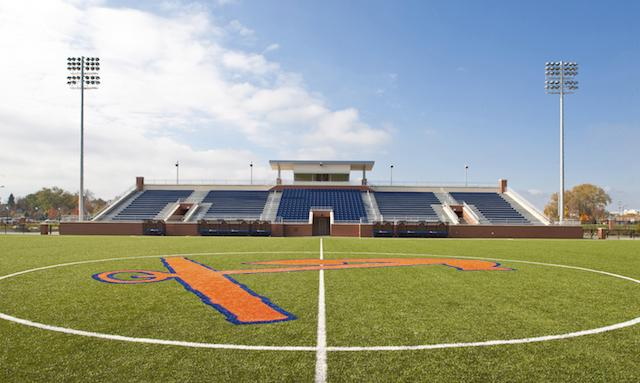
60;160;582;238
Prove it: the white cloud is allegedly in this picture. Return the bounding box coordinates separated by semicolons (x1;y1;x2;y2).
0;0;390;200
222;51;279;74
227;19;254;37
263;43;280;53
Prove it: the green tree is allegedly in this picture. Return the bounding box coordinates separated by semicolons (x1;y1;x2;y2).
544;184;611;223
82;190;108;216
543;192;563;222
568;184;611;223
7;193;15;208
13;187;109;219
17;187;76;218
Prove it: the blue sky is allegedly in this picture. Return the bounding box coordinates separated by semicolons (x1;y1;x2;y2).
216;0;640;207
0;0;638;209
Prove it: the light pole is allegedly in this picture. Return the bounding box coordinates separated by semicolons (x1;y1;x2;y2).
545;61;578;224
250;162;253;185
390;165;394;186
464;165;469;187
175;161;180;184
67;56;100;221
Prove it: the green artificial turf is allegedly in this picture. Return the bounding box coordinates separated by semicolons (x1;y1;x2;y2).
0;235;639;382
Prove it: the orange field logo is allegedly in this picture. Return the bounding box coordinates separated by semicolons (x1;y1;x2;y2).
93;257;512;325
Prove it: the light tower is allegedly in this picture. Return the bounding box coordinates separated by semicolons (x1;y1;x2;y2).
545;61;578;224
464;164;469;187
67;57;101;221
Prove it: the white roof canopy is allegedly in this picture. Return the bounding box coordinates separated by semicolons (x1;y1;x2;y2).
269;160;375;171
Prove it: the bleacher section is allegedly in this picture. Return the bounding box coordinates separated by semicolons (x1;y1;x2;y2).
277;189;366;222
374;192;441;221
75;158;576;238
113;190;193;221
202;191;269;219
450;192;530;224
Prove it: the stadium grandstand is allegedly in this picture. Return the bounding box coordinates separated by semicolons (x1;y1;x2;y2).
60;160;582;238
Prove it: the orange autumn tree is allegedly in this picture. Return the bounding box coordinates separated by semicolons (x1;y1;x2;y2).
544;184;611;223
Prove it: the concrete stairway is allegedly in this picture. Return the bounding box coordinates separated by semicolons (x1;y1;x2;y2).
261;191;282;222
361;191;381;222
100;191;143;221
501;193;545;225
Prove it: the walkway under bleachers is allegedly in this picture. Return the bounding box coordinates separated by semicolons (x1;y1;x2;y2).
113;190;193;221
374;191;441;221
276;189;366;222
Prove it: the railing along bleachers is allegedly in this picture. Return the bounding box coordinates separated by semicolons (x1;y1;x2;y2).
113;190;193;221
450;192;530;224
202;190;269;220
276;189;366;222
374;192;441;221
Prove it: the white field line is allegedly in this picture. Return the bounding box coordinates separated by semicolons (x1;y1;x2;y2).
0;250;638;353
315;238;328;383
0;312;314;351
327;316;640;351
0;251;319;282
325;251;640;284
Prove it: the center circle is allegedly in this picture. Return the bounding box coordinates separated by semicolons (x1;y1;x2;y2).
0;251;638;352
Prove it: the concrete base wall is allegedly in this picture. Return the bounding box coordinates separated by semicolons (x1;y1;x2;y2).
449;225;583;239
165;223;199;236
60;222;582;239
60;222;144;236
283;224;313;237
331;224;374;237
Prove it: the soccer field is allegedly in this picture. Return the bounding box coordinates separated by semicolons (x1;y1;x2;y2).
1;236;639;382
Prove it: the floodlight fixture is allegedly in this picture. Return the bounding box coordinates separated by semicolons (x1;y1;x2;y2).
545;60;578;224
390;164;394;186
66;56;101;221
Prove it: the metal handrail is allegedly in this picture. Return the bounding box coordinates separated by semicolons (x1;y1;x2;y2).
146;179;275;185
309;206;333;210
370;180;496;187
143;178;498;188
379;216;442;223
480;218;534;225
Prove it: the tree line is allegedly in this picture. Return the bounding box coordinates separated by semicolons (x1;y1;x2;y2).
1;187;107;220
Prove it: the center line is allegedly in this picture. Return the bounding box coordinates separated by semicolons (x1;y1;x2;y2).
314;238;328;383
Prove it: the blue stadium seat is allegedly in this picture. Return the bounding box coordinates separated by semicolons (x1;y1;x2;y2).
277;189;366;222
113;190;193;221
202;190;269;219
374;192;441;221
450;192;530;224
